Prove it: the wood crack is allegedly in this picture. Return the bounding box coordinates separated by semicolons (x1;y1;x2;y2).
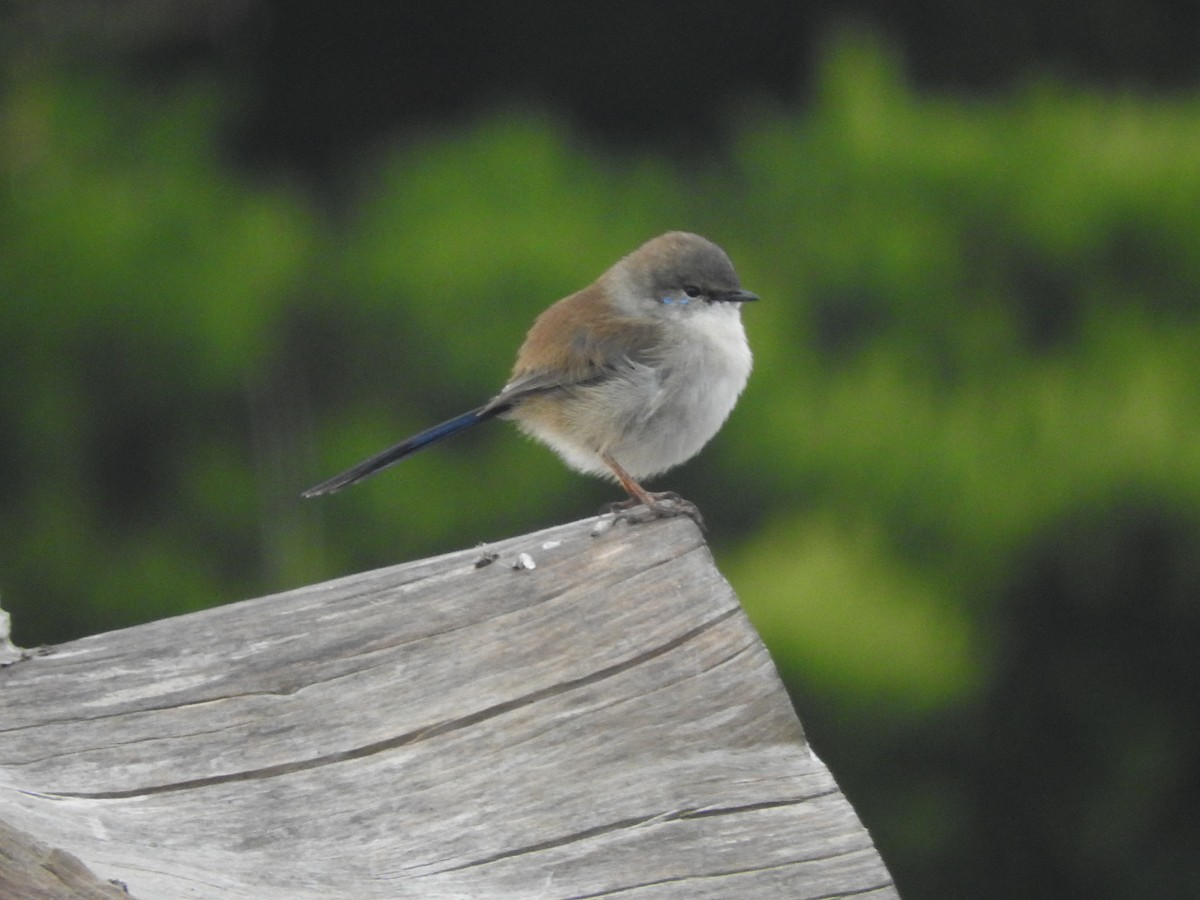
36;607;741;800
428;792;846;878
564;853;893;899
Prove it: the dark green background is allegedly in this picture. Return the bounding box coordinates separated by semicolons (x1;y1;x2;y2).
3;5;1199;898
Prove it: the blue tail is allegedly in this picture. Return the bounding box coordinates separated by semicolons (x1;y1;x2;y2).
302;404;507;497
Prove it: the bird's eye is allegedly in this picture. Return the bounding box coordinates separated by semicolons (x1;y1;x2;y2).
683;285;702;298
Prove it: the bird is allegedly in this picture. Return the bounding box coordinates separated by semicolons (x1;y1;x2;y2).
302;231;758;525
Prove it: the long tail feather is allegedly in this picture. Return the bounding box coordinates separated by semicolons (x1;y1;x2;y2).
302;404;508;497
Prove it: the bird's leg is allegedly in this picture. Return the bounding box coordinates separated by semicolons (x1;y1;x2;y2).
600;454;704;530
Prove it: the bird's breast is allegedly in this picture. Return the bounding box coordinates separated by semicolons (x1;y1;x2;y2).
511;307;752;480
602;308;752;477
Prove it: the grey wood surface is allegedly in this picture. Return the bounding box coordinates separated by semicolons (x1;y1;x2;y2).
0;514;898;899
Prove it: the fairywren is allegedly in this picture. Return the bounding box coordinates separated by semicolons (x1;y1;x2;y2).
303;231;758;524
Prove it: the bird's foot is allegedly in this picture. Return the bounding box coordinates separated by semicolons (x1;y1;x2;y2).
601;492;705;531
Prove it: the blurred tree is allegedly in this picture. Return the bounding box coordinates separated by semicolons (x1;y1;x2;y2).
3;22;1200;900
5;1;1197;183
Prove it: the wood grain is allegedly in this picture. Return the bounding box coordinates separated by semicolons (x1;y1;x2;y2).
0;515;897;898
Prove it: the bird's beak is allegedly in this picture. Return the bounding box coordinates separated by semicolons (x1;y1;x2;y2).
717;288;759;303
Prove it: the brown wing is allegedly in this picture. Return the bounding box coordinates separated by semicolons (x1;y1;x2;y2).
484;284;661;411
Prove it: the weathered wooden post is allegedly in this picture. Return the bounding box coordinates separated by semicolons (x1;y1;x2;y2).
0;516;898;898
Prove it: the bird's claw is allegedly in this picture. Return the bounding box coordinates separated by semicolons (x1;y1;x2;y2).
601;492;705;531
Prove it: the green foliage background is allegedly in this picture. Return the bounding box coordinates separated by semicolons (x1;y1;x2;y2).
3;35;1199;899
